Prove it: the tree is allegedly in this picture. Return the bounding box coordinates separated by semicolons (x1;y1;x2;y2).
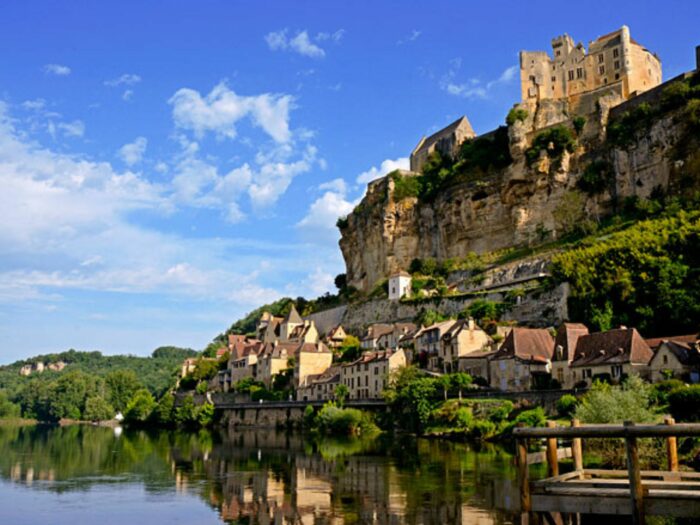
334;273;347;291
450;373;473;400
466;300;503;324
105;370;143;413
553;190;586;235
338;336;361;362
334;384;349;407
124;389;156;424
438;375;451;401
0;391;20;419
83;396;114;422
384;366;438;434
574;376;655;424
154;393;175;425
416;308;447;327
175;394;198;427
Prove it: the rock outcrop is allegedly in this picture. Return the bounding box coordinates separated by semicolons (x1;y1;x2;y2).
339;82;699;293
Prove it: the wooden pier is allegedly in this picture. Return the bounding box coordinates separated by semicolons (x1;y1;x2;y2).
513;419;700;524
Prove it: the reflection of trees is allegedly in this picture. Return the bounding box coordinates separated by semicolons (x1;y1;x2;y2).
0;425;518;524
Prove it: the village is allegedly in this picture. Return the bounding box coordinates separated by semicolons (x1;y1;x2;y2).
181;268;700;402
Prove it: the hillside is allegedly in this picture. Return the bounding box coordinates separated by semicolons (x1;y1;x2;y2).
0;346;197;400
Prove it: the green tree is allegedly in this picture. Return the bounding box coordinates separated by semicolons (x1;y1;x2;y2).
105;370;143;413
338;336;361;362
197;403;215;427
175;394;198;427
124;389;156;424
553;190;586;235
83;396;114;422
0;391;20;418
334;384;349;407
466;300;503;324
384;366;438;434
450;372;473;400
574;376;655;424
154;393;175;425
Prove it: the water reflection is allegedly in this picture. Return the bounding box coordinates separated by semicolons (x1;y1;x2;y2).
0;425;518;524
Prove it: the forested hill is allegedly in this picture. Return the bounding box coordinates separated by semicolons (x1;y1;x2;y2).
0;346;197;399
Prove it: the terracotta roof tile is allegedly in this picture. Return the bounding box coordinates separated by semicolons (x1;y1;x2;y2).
571;328;653;367
493;327;554;362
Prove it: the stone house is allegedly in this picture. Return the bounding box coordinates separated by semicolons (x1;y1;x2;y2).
388;271;412;301
360;323;394;350
410;116;476;172
488;328;555;392
324;325;348;349
376;322;417;351
340;349;407;400
440;318;492;373
294;342;334;390
229;342;264;385
520;26;661;114
288;320;319;345
458;350;498;384
649;339;700;383
414;320;458;371
256;342;296;388
551;322;590;388
569;327;653;387
296;366;341;401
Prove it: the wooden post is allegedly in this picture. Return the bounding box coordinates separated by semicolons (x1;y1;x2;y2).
624;421;645;525
546;421;559;477
665;417;679;472
516;424;531;513
571;419;583;477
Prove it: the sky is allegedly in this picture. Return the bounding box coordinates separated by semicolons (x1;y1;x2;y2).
0;1;698;363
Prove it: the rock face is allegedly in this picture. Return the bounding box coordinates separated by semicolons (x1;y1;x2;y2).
339;93;698;293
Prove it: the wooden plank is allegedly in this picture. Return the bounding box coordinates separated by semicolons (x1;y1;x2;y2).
513;422;700;439
561;479;700;491
546;421;559;477
625;421;645;525
532;471;583;487
666;417;679;472
531;494;700;517
528;447;572;465
583;469;700;480
571;419;583;477
516;432;531;512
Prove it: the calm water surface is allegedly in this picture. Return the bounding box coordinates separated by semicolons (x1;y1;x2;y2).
0;425;683;524
0;425;523;524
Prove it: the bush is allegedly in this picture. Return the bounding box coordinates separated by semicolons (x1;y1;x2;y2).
668;385;700;422
336;216;349;230
83;396;114;422
661;81;691;110
467;299;504;323
506;107;529;126
649;379;685;406
470;419;497;440
556;394;578;418
196;402;215;427
572;116;586;135
513;407;547;428
391;171;420;201
0;391;20;419
525;126;576;167
578;160;611;195
124;389;156;424
315;402;378;436
607;102;654;148
175;394;198;427
154;394;175;425
575;376;655;424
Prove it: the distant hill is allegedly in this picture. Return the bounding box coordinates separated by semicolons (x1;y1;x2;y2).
0;346;197;399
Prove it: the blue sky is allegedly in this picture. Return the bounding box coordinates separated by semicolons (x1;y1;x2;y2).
0;1;698;363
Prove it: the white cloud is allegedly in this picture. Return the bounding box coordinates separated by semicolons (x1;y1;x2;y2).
356;157;410;184
122;89;134;101
118;137;148;166
22;99;46;111
57;120;85;138
265;29;338;58
302;267;335;296
43;64;71;76
169;81;293;143
397;29;422;45
296;190;355;231
441;62;518;100
318;178;347;194
104;73;142;87
248;145;317;209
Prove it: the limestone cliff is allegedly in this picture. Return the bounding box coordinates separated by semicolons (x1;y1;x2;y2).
339;75;700;293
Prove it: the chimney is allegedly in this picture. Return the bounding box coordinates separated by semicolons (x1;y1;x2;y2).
468;318;475;331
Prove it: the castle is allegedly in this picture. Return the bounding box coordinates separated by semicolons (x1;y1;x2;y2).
520;25;661;112
410;26;661;172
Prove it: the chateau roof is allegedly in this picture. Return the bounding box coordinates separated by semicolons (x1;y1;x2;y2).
652;341;700;366
284;305;303;324
570;328;653;367
645;334;698;351
492;327;554;363
553;323;589;362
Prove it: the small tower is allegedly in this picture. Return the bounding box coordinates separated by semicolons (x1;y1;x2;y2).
388;271;412;301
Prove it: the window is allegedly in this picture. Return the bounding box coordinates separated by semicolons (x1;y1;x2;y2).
599;65;605;75
374;367;379;375
615;73;620;80
614;60;620;70
663;355;669;365
576;67;583;79
551;76;556;82
598;54;604;63
568;70;574;81
613;48;619;58
365;376;368;386
556;50;561;57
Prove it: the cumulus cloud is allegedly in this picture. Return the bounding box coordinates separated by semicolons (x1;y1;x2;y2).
441;62;518;99
122;89;134;101
169;82;293;143
265;29;342;58
118;137;148;166
356;157;410;184
56;120;85;138
43;64;71;76
104;73;142;87
397;29;422;45
318;178;347;194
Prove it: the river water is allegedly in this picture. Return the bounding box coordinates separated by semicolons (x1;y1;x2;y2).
0;425;685;524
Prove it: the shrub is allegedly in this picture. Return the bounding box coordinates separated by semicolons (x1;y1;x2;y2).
336;216;349;230
649;379;685;406
315;403;378;436
391;171;420;201
470;419;497;439
154;394;175;425
83;396;114;422
467;299;504;323
303;405;316;427
124;389;156;424
195;381;208;395
506;107;529;126
572;116;586;135
487;400;514;423
661;81;691;110
526;126;576;166
578;160;611;195
607;102;654;148
175;394;198;427
196;402;215;427
687;98;700;128
575;376;655;424
668;385;700;422
556;394;578;418
513;407;547;428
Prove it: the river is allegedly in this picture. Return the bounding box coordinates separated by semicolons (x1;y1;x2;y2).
0;424;687;524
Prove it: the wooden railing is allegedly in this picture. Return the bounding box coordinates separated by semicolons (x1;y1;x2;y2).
512;418;700;525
